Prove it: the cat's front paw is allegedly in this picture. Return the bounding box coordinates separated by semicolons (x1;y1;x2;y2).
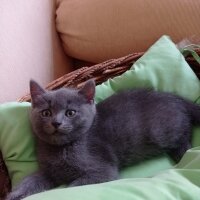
5;190;28;200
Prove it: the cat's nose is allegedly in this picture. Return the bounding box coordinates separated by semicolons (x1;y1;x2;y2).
52;122;61;129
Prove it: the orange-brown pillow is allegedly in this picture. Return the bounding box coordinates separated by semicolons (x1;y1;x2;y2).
56;0;200;63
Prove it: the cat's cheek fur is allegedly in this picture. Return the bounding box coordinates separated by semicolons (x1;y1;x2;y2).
80;104;96;125
42;123;55;135
31;115;75;145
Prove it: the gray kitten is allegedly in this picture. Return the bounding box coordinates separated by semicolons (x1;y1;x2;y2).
6;79;200;200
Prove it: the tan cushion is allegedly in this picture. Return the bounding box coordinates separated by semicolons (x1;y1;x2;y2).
56;0;200;63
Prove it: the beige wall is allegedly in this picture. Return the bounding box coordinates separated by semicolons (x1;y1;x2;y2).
0;0;54;103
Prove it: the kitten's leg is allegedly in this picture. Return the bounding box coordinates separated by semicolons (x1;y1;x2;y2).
168;141;191;163
6;171;55;200
69;165;118;187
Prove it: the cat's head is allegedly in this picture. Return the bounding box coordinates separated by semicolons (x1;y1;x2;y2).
30;80;96;146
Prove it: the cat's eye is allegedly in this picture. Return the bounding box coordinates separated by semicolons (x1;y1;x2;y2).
41;109;52;117
65;110;76;118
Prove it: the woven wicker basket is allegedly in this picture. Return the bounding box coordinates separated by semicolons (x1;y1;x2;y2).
1;49;200;199
18;50;200;102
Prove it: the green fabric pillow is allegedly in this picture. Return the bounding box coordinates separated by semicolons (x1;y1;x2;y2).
95;36;200;103
1;35;200;199
0;102;38;186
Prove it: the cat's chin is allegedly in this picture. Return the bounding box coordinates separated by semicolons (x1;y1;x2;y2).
52;130;67;135
36;133;71;146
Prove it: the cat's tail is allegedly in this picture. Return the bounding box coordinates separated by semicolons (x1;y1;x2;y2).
186;101;200;125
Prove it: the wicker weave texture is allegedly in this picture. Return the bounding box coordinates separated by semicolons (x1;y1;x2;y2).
19;50;200;102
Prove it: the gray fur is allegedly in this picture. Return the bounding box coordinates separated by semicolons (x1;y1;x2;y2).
6;79;200;200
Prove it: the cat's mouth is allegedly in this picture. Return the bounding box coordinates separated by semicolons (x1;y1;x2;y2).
46;126;71;135
52;129;68;135
52;130;63;135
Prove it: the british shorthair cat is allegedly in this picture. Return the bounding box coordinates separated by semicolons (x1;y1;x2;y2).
6;79;200;200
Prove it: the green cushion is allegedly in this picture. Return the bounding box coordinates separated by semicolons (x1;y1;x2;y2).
95;36;200;102
25;155;200;200
1;35;200;199
0;102;38;186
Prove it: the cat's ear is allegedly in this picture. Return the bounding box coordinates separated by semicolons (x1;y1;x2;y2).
30;80;46;105
79;80;95;103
